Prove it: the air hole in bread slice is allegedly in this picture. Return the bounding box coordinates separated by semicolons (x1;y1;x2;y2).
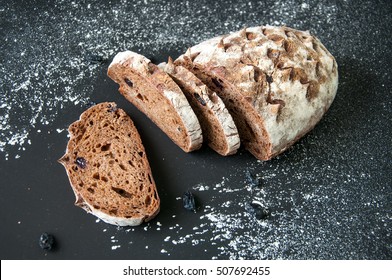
124;78;133;87
145;196;151;206
136;93;144;101
119;163;127;171
111;187;133;198
109;209;118;215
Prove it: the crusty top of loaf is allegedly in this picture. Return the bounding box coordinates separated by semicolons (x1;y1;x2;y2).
176;26;338;154
59;102;160;226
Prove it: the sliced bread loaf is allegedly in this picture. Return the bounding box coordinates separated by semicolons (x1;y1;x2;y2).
107;51;203;153
160;58;240;156
58;102;160;226
175;26;338;160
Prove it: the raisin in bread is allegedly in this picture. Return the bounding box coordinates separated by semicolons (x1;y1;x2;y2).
58;102;160;226
175;26;338;160
159;58;240;156
107;51;203;153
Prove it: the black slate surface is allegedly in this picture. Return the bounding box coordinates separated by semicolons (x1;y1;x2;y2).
0;0;391;260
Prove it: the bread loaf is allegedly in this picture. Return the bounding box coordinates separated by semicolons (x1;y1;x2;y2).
107;51;203;153
58;102;160;226
160;58;240;156
175;25;338;160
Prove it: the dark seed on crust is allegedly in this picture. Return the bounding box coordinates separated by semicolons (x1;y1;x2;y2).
75;157;87;169
194;92;206;106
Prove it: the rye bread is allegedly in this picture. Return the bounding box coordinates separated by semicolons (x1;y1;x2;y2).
175;25;339;160
107;51;203;153
159;58;240;156
58;102;160;226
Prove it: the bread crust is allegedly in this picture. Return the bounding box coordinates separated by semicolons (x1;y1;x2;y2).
175;25;338;160
59;102;160;226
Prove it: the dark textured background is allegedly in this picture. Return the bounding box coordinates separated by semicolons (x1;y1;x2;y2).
0;0;391;259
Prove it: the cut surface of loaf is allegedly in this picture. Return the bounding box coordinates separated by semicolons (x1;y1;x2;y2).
107;50;203;153
59;102;160;226
175;25;339;160
160;58;240;156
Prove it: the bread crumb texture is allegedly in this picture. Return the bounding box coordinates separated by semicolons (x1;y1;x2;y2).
59;102;160;226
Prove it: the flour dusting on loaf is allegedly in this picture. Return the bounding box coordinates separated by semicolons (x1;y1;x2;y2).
175;25;338;160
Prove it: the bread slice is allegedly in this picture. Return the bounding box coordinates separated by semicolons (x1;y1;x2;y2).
159;58;240;156
58;102;160;226
107;51;203;153
175;26;338;160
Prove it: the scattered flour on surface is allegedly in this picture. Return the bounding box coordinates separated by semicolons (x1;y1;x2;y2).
2;0;390;260
0;0;339;160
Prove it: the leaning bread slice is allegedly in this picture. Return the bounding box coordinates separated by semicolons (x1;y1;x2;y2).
58;102;160;226
107;51;203;152
175;26;338;160
159;58;240;156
